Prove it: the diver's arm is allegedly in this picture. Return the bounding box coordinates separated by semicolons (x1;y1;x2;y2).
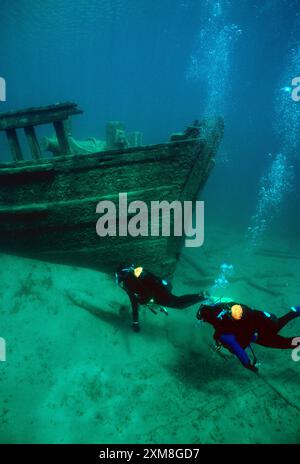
219;334;256;371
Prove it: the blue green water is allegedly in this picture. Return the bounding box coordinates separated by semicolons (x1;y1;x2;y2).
1;0;300;233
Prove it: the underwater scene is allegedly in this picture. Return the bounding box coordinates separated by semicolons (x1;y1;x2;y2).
0;0;300;444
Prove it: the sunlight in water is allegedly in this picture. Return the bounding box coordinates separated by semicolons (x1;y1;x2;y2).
186;0;242;115
247;153;294;246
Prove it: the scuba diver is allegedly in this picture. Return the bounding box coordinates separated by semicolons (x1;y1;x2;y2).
197;300;300;372
116;264;206;331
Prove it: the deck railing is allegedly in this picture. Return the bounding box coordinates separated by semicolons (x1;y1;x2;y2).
0;102;145;163
0;102;83;162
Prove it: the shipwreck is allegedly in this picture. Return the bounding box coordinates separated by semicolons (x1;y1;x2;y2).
0;102;223;276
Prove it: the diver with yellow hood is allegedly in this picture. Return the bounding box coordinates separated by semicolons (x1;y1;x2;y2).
197;301;300;372
116;264;206;331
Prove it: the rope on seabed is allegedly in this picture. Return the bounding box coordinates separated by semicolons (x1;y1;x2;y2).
255;371;300;414
249;345;300;413
211;343;300;413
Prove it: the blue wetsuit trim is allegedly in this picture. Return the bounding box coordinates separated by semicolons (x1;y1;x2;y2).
219;334;250;367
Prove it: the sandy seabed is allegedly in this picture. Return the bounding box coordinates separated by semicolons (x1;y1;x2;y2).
0;225;299;444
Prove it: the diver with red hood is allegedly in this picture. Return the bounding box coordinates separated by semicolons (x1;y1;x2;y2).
197;301;300;372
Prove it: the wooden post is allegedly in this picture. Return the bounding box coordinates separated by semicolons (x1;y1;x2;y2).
63;118;72;137
127;131;143;147
6;128;23;161
53;120;71;155
106;121;126;148
0;102;82;162
24;126;42;159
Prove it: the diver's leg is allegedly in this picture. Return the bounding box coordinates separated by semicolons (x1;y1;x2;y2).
132;308;140;332
219;334;251;367
256;333;296;349
276;309;300;331
155;292;205;309
219;334;258;372
129;294;140;332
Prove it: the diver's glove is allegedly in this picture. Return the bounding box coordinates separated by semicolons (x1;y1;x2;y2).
214;341;222;352
159;306;168;316
147;302;168;316
148;305;158;315
247;362;259;373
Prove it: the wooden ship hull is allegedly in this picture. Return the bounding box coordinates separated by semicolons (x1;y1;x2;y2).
0;103;224;276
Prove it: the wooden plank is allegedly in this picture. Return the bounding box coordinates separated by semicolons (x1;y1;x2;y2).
0;138;197;172
0;102;82;131
5;128;23;161
0;101;78;117
0;186;177;219
53;120;71;155
0;156;192;207
24;126;41;159
246;279;282;297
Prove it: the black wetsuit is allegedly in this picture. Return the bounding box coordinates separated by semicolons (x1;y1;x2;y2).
120;269;203;326
198;302;300;370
